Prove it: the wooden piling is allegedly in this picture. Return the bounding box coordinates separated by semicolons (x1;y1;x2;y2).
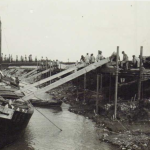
109;73;112;102
96;74;100;114
0;19;1;69
100;74;102;95
138;46;143;101
83;73;86;103
50;61;52;84
114;46;119;120
77;77;79;100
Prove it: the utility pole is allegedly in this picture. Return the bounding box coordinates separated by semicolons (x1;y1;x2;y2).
138;46;143;101
114;46;119;120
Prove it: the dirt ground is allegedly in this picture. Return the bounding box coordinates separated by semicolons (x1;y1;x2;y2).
4;68;150;150
49;82;150;150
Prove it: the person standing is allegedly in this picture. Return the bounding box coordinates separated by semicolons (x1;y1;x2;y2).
121;51;129;70
90;54;95;63
56;59;60;69
96;50;103;62
80;55;85;64
85;53;90;65
132;55;140;68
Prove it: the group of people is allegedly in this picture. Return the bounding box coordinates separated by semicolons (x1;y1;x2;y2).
39;58;60;70
80;50;104;65
110;51;141;69
79;50;142;70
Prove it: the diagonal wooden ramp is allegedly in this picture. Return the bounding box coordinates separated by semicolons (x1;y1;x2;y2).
19;68;38;79
22;63;85;90
21;58;110;101
22;68;54;82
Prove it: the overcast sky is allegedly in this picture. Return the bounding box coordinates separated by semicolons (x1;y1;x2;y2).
0;0;150;61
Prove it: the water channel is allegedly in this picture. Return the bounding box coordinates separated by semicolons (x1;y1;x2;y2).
3;103;118;150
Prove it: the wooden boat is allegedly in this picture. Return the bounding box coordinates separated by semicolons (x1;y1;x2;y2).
0;20;34;149
30;98;62;107
0;96;34;148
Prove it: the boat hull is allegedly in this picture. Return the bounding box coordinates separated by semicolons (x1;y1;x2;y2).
0;105;34;149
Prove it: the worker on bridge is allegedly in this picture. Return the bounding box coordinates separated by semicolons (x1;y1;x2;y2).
90;54;95;63
96;50;103;62
110;51;120;62
121;51;129;70
80;55;85;64
85;53;90;65
132;55;140;68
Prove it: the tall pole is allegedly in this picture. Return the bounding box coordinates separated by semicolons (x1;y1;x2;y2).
83;73;86;103
0;19;1;70
114;46;119;120
96;74;100;114
109;73;112;102
50;61;51;84
138;46;143;101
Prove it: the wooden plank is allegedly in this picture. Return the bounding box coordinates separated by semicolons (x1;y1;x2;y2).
23;68;52;81
23;63;85;89
19;68;38;79
22;58;110;100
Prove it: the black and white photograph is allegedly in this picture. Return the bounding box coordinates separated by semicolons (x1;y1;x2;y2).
0;0;150;150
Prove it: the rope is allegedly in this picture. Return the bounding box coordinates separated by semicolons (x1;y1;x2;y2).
34;107;62;131
31;93;62;131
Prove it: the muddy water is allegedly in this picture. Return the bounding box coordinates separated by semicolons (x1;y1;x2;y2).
3;103;118;150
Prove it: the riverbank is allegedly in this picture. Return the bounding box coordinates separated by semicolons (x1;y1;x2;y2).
48;82;150;150
3;68;150;149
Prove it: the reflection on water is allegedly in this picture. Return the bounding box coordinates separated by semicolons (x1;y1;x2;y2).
3;103;118;150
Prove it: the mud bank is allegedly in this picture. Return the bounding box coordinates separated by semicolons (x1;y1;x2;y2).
49;82;150;150
4;68;150;149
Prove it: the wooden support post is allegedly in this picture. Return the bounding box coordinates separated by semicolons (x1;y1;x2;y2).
76;77;79;100
60;62;61;70
114;46;119;120
83;73;86;103
0;19;1;70
100;74;102;95
109;73;112;102
50;61;52;84
138;46;143;101
96;74;100;114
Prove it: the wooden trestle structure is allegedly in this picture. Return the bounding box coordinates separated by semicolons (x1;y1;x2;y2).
4;46;150;119
18;58;110;101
